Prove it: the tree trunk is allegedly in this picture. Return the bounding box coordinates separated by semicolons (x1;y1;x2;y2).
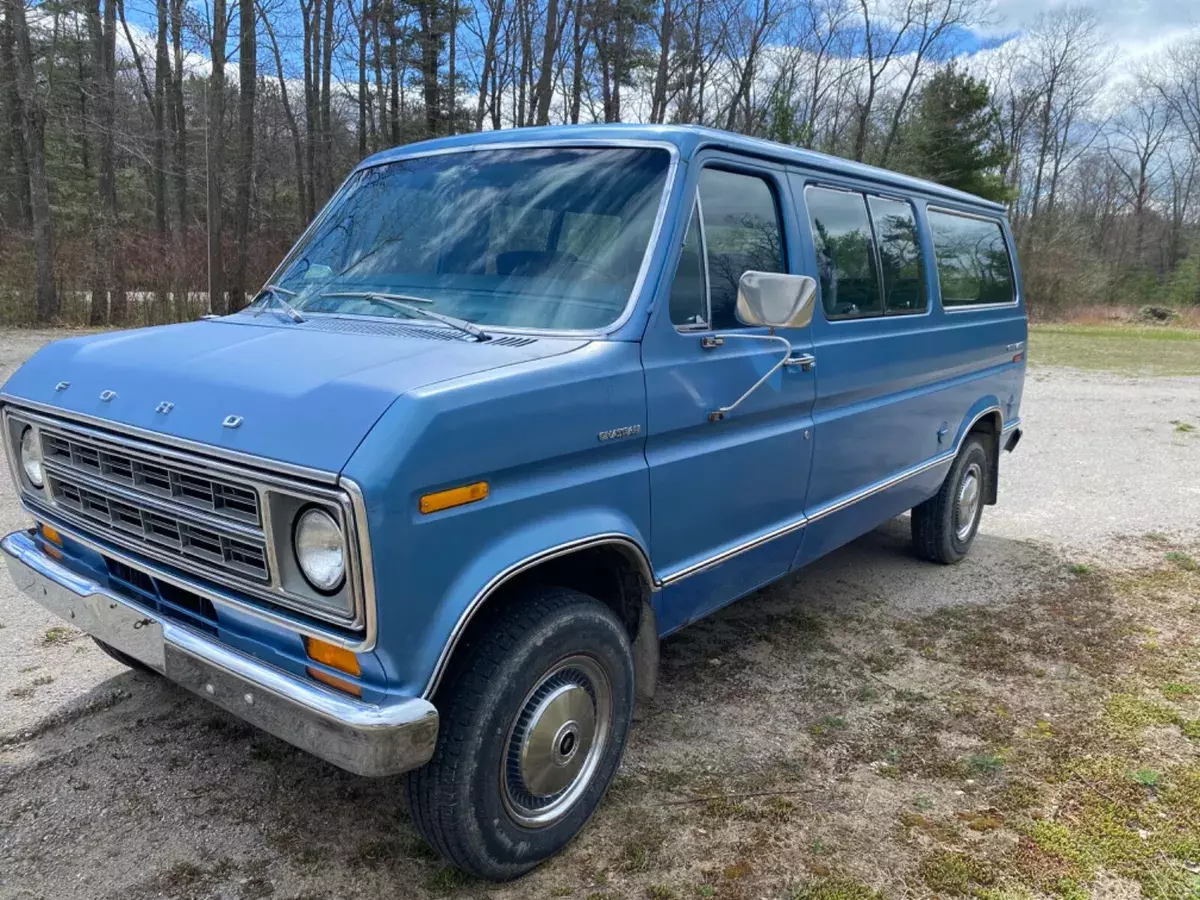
419;0;442;136
261;6;307;228
207;0;228;315
170;0;188;232
5;0;56;320
320;0;334;198
0;3;32;229
534;0;559;124
232;0;256;309
474;0;503;131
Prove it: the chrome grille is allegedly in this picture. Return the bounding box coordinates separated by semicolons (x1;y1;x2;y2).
40;429;260;525
47;472;270;582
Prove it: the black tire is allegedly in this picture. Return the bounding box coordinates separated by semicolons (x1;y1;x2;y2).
404;587;635;881
911;434;989;565
92;636;157;674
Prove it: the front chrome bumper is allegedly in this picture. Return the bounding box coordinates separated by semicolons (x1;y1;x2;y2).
2;529;438;776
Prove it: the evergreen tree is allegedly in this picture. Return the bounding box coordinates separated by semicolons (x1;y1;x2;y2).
900;63;1011;203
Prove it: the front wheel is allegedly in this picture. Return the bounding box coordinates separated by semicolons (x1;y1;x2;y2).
911;434;989;564
404;587;635;881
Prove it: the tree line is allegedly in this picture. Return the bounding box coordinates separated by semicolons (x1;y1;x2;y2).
1;0;1199;325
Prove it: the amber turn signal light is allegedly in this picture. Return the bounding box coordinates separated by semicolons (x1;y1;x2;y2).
419;481;489;515
304;637;362;697
40;523;62;545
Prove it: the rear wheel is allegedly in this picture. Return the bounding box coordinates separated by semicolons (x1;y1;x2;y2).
911;434;989;564
404;587;635;881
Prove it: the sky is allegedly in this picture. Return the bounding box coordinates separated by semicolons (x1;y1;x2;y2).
108;0;1197;97
981;0;1196;68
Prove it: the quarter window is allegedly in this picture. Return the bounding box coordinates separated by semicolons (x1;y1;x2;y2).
698;169;785;330
668;204;708;328
868;196;925;313
805;186;882;319
927;210;1015;307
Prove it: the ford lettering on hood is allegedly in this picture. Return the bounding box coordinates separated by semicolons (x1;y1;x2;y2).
1;316;584;473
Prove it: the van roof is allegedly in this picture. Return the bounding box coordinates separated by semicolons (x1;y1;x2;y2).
357;123;1008;214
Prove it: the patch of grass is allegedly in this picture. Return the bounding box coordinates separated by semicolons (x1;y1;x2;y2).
1161;682;1197;701
1103;694;1181;736
646;886;678;900
810;715;848;737
919;851;995;896
1028;323;1200;376
424;867;476;896
1171;420;1197;433
1067;562;1092;575
1165;550;1198;571
964;751;1006;776
7;685;34;699
791;875;884;900
31;674;52;686
1129;768;1161;787
42;626;73;644
618;824;667;873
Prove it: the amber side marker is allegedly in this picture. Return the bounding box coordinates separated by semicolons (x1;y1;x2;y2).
419;481;489;515
304;636;363;697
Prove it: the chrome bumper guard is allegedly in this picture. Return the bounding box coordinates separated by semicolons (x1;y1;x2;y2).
2;529;438;777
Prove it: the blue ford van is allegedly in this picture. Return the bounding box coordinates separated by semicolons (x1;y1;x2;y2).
1;125;1024;879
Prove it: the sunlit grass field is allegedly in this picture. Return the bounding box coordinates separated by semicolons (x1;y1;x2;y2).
1029;323;1200;376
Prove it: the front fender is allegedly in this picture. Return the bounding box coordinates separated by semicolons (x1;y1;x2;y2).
416;509;653;699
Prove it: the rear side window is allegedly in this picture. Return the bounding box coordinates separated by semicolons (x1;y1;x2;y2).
927;210;1015;307
698;169;785;330
806;186;882;319
868;196;925;313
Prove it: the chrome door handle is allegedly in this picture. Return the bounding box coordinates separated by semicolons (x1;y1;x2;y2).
783;353;816;372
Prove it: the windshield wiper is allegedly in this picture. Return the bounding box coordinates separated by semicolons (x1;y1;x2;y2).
252;283;305;323
320;291;490;342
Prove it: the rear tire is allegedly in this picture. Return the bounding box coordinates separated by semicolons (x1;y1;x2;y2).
404;586;635;881
92;636;156;674
911;434;989;565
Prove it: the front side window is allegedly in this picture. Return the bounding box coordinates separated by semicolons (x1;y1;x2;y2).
868;196;925;313
805;186;882;319
698;169;785;330
927;210;1015;307
268;146;671;331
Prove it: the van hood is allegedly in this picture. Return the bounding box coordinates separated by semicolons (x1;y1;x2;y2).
1;316;585;474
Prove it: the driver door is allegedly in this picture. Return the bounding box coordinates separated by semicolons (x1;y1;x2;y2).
642;157;817;634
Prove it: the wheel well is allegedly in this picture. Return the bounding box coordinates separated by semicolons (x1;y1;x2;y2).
967;410;1002;504
487;542;652;641
428;540;657;700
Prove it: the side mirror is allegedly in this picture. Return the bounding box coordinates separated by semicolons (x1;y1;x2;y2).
735;272;818;330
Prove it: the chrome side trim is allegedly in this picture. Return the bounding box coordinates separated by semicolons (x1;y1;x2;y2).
660;515;809;586
264;139;682;341
421;533;657;699
660;406;1004;586
22;503;377;651
1002;417;1021;434
0;395;339;485
2;530;434;775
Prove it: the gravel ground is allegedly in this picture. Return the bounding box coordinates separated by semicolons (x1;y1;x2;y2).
0;328;1197;900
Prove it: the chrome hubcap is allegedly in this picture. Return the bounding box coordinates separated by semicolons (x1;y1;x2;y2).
501;655;612;827
955;463;982;541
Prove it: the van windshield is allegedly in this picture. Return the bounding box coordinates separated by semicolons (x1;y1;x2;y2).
268;146;671;332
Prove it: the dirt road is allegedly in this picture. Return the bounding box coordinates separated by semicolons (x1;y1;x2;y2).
0;328;1197;900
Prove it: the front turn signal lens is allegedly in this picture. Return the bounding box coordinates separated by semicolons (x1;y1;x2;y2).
40;523;62;546
304;636;361;676
304;636;362;697
419;481;489;515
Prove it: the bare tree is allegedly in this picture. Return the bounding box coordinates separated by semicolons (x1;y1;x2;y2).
4;0;56;320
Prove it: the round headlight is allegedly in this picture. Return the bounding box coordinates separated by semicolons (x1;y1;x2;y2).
293;507;345;593
20;427;43;488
